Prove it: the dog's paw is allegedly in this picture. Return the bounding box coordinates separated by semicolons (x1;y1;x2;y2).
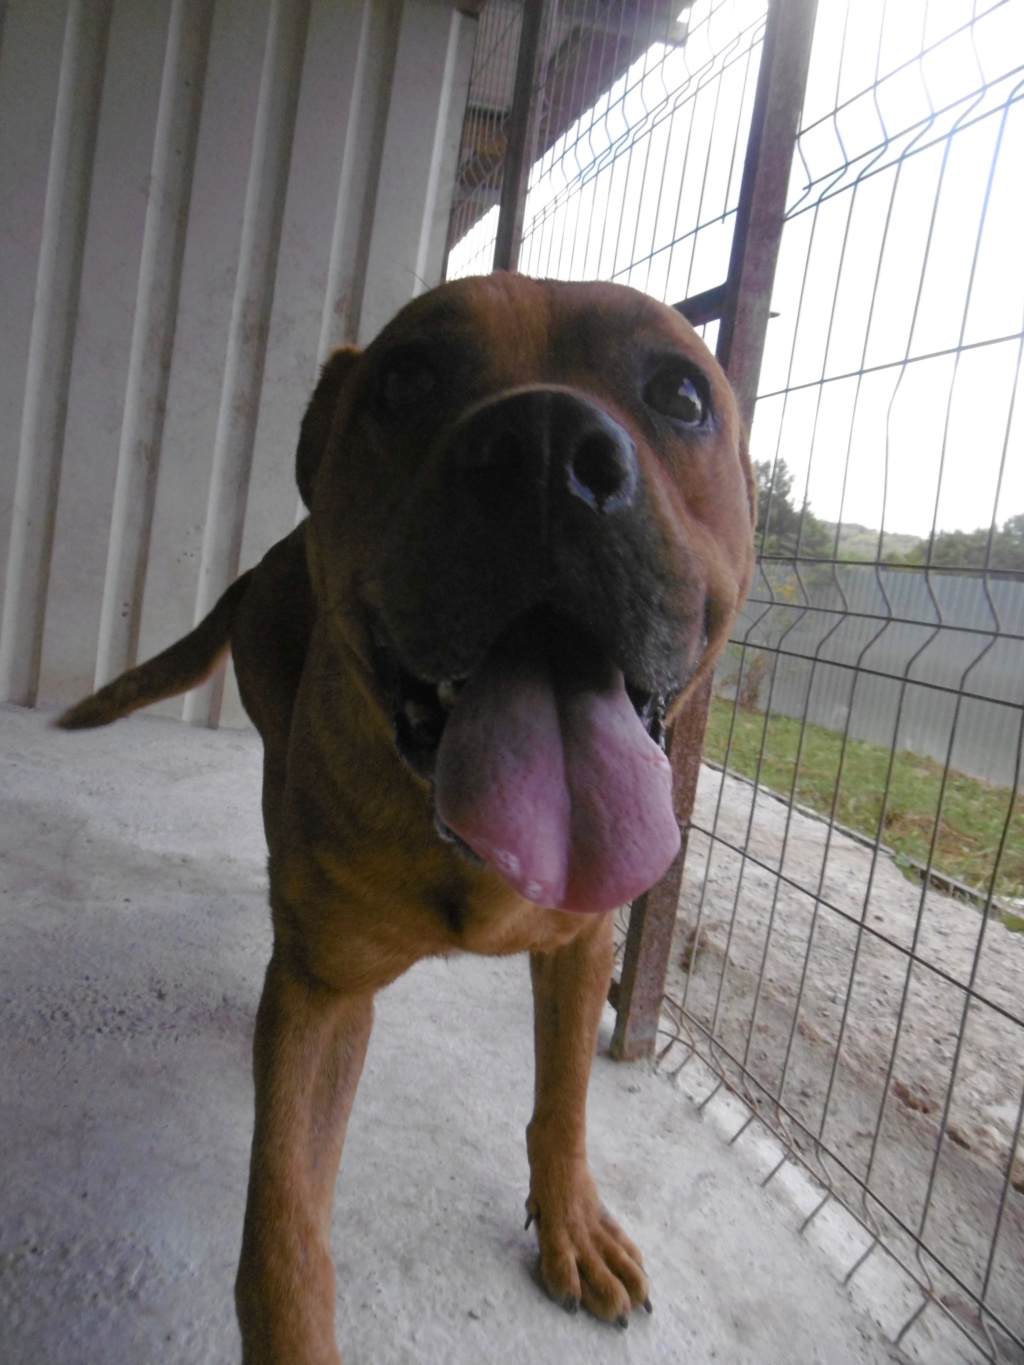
525;1169;649;1324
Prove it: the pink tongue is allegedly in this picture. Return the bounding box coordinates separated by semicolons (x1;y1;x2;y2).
434;630;680;912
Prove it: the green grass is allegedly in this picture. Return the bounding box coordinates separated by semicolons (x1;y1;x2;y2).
702;697;1024;904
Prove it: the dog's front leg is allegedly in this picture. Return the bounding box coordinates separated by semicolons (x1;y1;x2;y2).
526;913;650;1323
236;946;374;1365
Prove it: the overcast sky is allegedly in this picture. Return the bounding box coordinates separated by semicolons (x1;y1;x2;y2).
449;0;1024;539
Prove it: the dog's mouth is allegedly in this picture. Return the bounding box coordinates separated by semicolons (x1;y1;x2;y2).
372;608;682;914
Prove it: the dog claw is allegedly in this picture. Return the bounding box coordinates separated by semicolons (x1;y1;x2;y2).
644;1296;653;1314
617;1313;629;1330
524;1211;534;1231
563;1296;580;1315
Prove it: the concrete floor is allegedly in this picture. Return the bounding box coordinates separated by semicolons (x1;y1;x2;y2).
0;703;924;1364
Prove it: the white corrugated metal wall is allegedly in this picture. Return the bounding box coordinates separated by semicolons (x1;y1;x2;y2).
0;0;478;727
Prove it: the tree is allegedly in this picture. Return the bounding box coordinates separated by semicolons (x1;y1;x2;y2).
754;459;832;560
900;514;1024;572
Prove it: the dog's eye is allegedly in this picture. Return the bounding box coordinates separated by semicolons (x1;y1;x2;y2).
644;366;708;427
378;355;437;414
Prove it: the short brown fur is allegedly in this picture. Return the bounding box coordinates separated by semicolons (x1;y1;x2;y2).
58;274;755;1363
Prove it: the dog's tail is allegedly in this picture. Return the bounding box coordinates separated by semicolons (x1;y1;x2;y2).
55;571;254;730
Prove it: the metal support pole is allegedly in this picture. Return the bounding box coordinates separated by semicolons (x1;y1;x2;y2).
611;0;818;1061
716;0;818;423
610;674;711;1059
492;0;553;272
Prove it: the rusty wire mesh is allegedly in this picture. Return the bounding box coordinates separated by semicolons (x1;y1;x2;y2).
447;1;1024;1357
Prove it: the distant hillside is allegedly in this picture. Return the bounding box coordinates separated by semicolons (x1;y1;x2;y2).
821;522;922;562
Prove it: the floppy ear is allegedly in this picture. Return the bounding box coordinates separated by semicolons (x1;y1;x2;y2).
295;347;361;508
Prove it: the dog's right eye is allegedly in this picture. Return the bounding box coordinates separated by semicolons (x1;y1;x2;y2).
377;354;437;414
643;361;710;428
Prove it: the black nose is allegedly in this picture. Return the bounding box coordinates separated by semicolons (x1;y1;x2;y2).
454;389;638;517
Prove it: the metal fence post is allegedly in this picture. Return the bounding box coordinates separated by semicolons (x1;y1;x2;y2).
611;0;818;1060
492;0;554;272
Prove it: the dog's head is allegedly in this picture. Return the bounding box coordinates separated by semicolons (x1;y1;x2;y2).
298;273;755;913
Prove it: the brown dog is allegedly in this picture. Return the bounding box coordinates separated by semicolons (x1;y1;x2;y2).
59;273;755;1363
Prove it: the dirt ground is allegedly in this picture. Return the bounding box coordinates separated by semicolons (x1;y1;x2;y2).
664;765;1024;1354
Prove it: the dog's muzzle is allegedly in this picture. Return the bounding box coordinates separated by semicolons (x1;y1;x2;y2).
453;388;639;519
379;385;704;696
368;385;712;912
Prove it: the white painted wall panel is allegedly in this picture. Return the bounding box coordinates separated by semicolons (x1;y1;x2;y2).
0;0;478;725
227;0;377;727
0;0;68;613
0;0;114;702
138;0;271;722
39;0;170;706
359;0;477;341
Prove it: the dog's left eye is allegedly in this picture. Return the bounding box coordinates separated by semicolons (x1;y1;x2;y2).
644;366;708;427
378;355;437;414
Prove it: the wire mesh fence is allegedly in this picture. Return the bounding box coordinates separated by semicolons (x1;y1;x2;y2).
448;0;1024;1357
448;0;766;311
445;1;524;276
